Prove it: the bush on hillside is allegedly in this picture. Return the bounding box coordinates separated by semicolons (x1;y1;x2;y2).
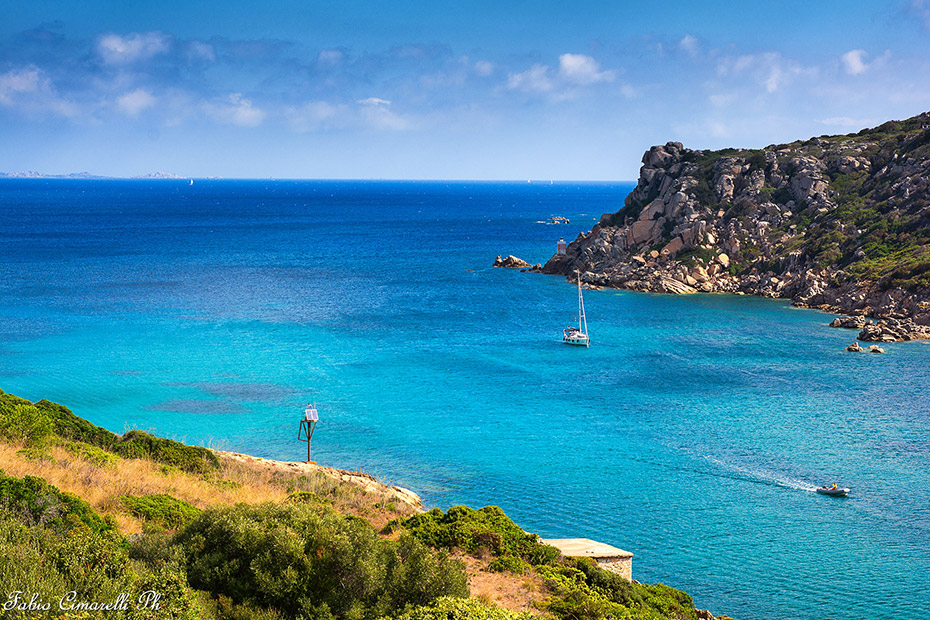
113;430;219;474
33;395;220;474
177;501;467;619
121;493;201;529
34;397;118;449
0;512;135;616
0;393;54;447
388;596;536;620
63;440;120;467
537;558;698;620
0;472;117;536
397;505;560;565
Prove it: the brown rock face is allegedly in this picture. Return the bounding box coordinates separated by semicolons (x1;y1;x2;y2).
542;113;930;341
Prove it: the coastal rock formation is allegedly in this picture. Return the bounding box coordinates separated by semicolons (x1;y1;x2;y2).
544;112;930;341
494;254;532;269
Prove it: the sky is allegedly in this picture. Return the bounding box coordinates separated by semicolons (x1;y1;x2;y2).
3;1;930;180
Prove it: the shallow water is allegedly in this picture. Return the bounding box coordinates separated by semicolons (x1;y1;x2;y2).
1;179;928;619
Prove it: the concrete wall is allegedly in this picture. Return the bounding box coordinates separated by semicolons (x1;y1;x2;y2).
596;556;632;581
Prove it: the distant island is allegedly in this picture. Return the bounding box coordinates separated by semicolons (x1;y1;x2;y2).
0;171;187;179
544;112;930;342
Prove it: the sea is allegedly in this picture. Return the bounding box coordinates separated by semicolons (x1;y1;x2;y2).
1;179;928;620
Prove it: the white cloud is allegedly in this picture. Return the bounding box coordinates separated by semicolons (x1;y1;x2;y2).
0;65;77;117
97;32;172;65
679;34;699;57
287;101;343;132
186;41;216;63
474;60;495;77
717;52;815;94
507;54;615;99
203;93;265;127
507;64;555;93
358;97;391;106
287;97;412;132
317;49;345;67
0;66;46;104
357;97;410;131
709;92;737;107
116;89;156;117
841;49;869;75
909;0;930;30
557;53;615;85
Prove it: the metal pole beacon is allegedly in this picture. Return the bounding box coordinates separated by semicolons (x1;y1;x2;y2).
297;403;319;464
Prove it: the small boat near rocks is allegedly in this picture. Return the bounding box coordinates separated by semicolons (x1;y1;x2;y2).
563;274;589;347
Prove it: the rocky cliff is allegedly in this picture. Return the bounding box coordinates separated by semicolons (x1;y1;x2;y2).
544;112;930;340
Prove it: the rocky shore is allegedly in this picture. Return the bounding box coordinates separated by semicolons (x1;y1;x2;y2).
214;449;423;509
543;113;930;341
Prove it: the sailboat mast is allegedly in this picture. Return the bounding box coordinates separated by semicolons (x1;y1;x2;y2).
577;274;588;335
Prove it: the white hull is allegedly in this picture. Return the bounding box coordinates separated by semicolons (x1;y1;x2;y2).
562;274;589;347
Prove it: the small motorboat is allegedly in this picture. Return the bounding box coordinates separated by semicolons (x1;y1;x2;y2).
816;485;850;497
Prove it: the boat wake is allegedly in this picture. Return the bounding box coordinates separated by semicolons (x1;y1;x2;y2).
702;455;819;492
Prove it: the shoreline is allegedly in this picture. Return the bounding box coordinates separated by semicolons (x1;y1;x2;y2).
212;448;424;510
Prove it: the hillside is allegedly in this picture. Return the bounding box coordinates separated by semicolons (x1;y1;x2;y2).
544;112;930;341
0;389;725;620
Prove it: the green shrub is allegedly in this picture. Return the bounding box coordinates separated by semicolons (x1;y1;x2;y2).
113;430;220;474
0;511;135;617
121;494;201;529
63;440;120;468
400;505;560;565
131;566;203;620
0;473;116;536
30;395;220;475
34;397;118;448
488;555;530;574
0;396;54;447
177;501;467;619
16;447;54;462
390;596;536;620
211;595;289;620
536;558;698;620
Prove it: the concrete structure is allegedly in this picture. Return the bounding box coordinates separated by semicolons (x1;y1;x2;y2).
541;538;633;580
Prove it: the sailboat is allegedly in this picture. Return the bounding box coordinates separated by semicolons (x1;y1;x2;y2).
562;273;590;347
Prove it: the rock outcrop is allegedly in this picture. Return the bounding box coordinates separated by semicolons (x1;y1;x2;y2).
544;113;930;341
494;255;531;269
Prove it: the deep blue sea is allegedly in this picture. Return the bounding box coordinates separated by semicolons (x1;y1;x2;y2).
1;179;928;620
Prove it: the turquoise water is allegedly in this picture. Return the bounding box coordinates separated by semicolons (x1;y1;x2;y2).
1;179;928;619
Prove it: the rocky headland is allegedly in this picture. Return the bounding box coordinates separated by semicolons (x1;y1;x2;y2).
543;112;930;341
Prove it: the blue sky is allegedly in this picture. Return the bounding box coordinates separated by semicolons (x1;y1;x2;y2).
3;1;930;179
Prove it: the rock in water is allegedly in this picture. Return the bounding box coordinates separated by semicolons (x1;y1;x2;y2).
493;255;531;269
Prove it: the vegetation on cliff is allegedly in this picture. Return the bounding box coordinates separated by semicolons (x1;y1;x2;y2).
0;389;712;620
545;111;930;334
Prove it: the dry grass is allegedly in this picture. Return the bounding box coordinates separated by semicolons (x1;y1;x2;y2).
0;442;418;534
459;555;549;617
